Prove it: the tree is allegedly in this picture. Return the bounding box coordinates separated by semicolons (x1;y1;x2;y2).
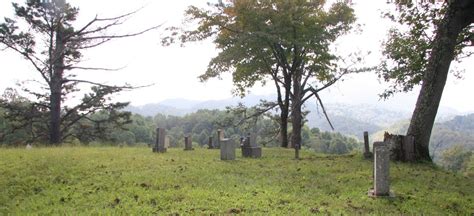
164;0;361;158
440;144;472;172
0;0;158;145
380;0;474;161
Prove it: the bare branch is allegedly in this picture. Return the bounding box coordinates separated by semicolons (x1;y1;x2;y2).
233;102;279;127
311;89;334;131
66;66;126;71
80;25;161;41
62;79;154;89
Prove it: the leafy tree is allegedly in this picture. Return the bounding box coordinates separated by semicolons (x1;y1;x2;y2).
0;88;42;145
0;0;157;145
381;0;474;161
164;0;362;158
440;145;472;172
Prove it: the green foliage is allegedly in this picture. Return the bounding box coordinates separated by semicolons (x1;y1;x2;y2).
440;145;473;173
0;147;472;214
305;127;361;154
164;0;364;150
378;3;473;98
0;88;132;145
0;0;154;144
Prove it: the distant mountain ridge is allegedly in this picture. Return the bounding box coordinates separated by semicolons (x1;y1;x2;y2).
125;94;467;139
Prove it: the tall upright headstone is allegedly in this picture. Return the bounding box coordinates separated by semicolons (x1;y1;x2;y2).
220;138;236;160
184;135;194;151
369;141;392;197
208;136;214;149
363;131;373;159
153;128;167;153
216;129;224;148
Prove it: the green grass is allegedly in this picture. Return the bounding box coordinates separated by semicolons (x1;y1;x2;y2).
0;147;472;215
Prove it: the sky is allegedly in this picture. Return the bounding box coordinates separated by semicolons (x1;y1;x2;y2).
0;0;473;113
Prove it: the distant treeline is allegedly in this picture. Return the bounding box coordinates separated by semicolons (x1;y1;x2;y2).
0;107;361;155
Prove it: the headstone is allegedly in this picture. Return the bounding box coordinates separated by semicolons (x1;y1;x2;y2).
26;144;32;150
164;136;170;148
384;132;416;162
369;141;392;197
241;133;262;158
208;136;214;149
249;133;257;147
220;138;236;160
363;131;373;159
184;135;194;151
216;129;224;148
152;128;167;153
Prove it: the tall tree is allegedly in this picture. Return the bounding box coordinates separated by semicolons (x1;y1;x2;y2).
0;0;158;145
163;0;360;158
380;0;473;161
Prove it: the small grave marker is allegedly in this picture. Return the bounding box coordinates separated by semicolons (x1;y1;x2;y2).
184;135;194;151
208;136;214;149
363;131;373;159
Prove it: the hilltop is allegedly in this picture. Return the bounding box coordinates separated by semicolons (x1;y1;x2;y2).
1;147;472;214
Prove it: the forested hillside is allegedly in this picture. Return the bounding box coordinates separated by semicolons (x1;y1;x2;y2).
0;107;361;155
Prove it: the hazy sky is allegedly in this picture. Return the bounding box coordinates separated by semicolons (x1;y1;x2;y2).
0;0;473;113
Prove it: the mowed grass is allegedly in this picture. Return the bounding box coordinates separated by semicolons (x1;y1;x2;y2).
0;147;473;215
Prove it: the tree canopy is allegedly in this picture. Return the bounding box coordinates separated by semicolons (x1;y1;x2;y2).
163;0;363;157
0;0;157;144
380;0;474;161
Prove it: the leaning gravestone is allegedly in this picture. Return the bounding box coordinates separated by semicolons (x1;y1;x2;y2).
184;135;194;151
152;128;167;153
220;138;236;160
241;133;262;158
363;131;373;159
368;141;393;197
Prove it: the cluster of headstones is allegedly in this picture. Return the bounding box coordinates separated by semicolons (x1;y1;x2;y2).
154;128;401;198
152;128;262;160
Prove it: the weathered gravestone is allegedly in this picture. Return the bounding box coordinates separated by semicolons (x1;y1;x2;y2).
383;132;415;162
363;131;373;159
216;129;224;148
220;138;236;160
26;144;32;150
208;136;214;149
368;141;393;197
241;133;262;158
152;128;167;153
165;136;170;148
184;135;194;151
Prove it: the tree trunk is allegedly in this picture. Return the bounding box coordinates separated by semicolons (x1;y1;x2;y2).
49;24;66;145
407;0;474;161
291;70;302;158
49;82;62;145
280;107;289;148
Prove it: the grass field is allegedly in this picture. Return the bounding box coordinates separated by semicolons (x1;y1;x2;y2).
0;147;473;215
